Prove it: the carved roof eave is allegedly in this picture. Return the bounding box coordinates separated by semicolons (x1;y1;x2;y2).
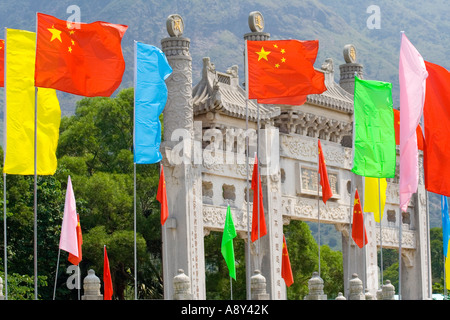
307;68;354;114
192;58;280;122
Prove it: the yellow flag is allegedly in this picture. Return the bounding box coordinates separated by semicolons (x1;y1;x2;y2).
446;256;450;290
363;177;387;223
4;29;61;175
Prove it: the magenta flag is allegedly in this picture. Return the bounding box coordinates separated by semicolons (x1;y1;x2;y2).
59;175;79;257
399;33;428;212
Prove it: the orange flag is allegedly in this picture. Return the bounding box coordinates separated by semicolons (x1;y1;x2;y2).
281;234;294;287
318;140;332;204
251;155;267;242
247;39;326;105
34;12;127;97
156;164;169;226
0;39;4;87
351;189;368;248
103;246;113;300
68;214;83;265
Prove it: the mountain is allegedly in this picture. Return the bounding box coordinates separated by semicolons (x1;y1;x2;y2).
0;0;448;229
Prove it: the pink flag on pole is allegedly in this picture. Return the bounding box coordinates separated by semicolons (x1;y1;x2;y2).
399;33;428;212
59;175;79;257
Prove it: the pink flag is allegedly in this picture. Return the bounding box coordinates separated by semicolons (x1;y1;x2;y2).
59;176;79;257
399;33;428;212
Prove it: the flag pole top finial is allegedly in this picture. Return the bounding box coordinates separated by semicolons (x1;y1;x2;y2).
248;11;265;33
166;14;184;37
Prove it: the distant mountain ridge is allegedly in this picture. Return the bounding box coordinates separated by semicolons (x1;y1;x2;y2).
0;0;447;228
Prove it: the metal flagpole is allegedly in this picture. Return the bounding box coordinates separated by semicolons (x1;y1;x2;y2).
398;208;402;300
33;87;38;300
52;249;61;299
244;39;251;300
347;175;354;298
317;140;321;277
3;28;8;300
2;173;6;300
378;178;383;288
133;163;137;300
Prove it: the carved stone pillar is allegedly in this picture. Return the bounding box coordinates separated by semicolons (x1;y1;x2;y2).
82;269;102;300
161;14;205;300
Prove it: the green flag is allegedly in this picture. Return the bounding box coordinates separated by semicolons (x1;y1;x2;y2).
352;76;396;178
221;205;237;280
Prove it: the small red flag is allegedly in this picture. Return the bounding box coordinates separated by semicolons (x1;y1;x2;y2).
68;215;82;265
251;155;267;242
393;108;424;150
103;246;113;300
156;164;169;226
35;13;128;97
318;140;332;204
247;39;326;105
351;189;368;248
0;39;4;87
281;234;294;287
423;61;450;196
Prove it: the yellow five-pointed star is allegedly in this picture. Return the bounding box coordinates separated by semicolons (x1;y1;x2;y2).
354;198;359;205
48;25;62;42
256;47;271;61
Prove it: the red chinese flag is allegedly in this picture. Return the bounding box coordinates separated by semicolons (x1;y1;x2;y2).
393;108;424;150
318;140;332;204
247;39;326;105
0;39;4;87
68;215;83;265
281;234;294;287
156;164;169;226
35;13;128;97
423;61;450;196
251;155;267;242
103;246;113;300
351;189;368;248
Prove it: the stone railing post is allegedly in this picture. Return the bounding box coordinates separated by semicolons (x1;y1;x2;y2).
173;269;193;300
82;269;103;300
250;270;270;300
382;280;395;300
348;273;365;300
304;272;327;300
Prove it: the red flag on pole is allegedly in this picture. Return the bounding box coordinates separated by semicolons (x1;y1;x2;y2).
351;189;368;248
34;12;128;97
281;234;294;287
103;245;113;300
0;39;4;87
251;155;267;242
156;164;169;226
423;61;450;196
393;108;424;151
68;214;82;265
247;39;326;105
318;140;332;204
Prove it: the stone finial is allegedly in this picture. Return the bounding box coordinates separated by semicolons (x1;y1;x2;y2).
304;272;327;300
348;273;365;300
166;14;184;37
365;288;374;300
250;270;270;300
336;292;346;300
82;269;103;300
244;12;270;41
382;280;395;300
173;269;193;300
339;44;363;95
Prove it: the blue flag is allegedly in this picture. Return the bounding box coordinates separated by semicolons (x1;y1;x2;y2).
442;195;450;257
134;41;172;164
